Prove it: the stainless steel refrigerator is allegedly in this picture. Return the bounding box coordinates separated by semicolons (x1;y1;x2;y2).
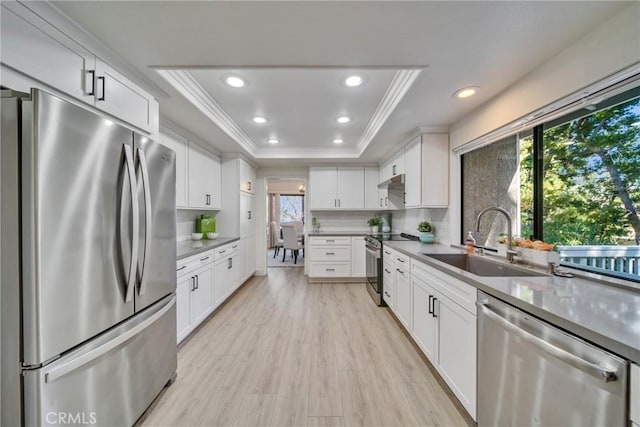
1;88;177;426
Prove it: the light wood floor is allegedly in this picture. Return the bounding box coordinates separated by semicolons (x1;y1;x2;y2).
141;267;468;427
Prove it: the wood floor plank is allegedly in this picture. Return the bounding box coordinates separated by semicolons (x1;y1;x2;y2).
140;267;467;427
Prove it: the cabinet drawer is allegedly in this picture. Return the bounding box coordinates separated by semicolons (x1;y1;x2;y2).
394;252;410;267
632;363;640;424
382;246;396;260
308;236;351;246
309;262;351;277
309;246;350;261
214;242;239;260
177;250;213;277
412;259;476;314
383;280;394;308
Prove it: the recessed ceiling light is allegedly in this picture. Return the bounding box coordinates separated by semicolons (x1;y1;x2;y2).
267;138;279;144
104;119;114;126
337;116;350;124
454;86;479;99
224;75;247;88
333;139;344;144
141;137;148;143
345;76;363;87
252;116;268;124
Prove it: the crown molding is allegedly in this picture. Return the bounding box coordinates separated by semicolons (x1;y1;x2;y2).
356;69;422;156
253;147;360;159
157;70;258;154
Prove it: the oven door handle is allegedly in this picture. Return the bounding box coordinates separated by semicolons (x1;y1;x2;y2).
365;247;380;258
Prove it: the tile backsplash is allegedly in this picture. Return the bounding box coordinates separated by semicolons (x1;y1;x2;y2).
309;211;377;232
176;210;218;242
391;208;451;245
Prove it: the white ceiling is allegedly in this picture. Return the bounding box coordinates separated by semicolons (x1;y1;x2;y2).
52;1;630;165
188;68;397;150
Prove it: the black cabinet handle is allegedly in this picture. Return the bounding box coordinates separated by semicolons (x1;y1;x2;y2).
200;256;210;261
432;297;438;318
177;265;186;271
248;181;252;191
86;70;95;96
384;268;391;274
97;76;105;101
428;295;433;314
248;211;252;220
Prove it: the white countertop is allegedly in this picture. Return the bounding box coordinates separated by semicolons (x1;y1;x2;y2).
384;241;640;364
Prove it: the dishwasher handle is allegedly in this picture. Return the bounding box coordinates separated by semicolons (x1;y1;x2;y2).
477;301;618;383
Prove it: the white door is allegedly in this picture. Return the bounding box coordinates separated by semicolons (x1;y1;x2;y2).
412;277;438;363
230;253;240;292
350;236;366;277
204;154;221;209
337;167;364;209
395;267;411;329
437;293;477;418
160;128;189;208
239;238;248;284
364;167;381;209
240;193;255;238
189;264;213;325
188;142;207;208
246;235;256;277
404;137;422;207
309;167;337;209
95;59;154;132
176;274;192;343
391;151;405;176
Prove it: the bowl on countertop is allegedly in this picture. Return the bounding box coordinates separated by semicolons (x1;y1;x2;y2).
207;232;219;240
191;233;203;241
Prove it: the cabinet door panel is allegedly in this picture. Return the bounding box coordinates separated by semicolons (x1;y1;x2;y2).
204;154;221;209
412;278;437;363
337;167;364;209
239;160;256;194
421;134;449;207
437;294;476;418
245;235;256;279
395;268;411;329
160;128;188;208
188;142;207;208
364;167;380;209
382;267;395;309
1;5;93;102
350;236;366;277
95;59;153;132
310;167;337;209
404;138;421;207
214;258;228;308
189;265;213;325
176;275;192;343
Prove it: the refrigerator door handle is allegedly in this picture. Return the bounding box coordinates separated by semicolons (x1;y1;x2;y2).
44;296;175;383
137;148;152;296
123;144;139;303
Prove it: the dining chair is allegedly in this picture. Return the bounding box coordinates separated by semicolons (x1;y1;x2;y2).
281;223;304;264
270;221;284;258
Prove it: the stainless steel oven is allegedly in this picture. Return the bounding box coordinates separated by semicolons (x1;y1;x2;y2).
364;236;383;306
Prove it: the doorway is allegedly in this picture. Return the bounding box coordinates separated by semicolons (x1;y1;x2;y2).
266;178;306;268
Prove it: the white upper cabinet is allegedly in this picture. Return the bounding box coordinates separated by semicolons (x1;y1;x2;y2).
1;4;94;103
309;167;339;209
239;160;256;194
1;3;158;133
337;167;365;209
390;150;405;177
404;137;422;208
188;141;220;210
364;167;381;209
160;128;188;208
94;59;157;133
310;167;365;210
421;133;449;207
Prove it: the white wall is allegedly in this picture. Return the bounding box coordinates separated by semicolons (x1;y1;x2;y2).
392;208;451;244
267;179;305;194
446;3;640;244
176;209;219;242
310;211;376;233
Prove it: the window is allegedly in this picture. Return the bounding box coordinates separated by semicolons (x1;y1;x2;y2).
463;84;640;282
279;194;304;223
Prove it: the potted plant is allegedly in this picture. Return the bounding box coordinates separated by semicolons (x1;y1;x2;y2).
367;216;382;233
417;221;435;243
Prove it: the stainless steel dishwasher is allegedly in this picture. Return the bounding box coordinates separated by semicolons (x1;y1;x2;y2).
477;291;628;426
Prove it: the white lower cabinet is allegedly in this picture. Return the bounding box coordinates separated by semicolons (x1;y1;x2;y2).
632;363;639;425
176;250;215;344
382;264;395;309
213;242;240;308
394;265;411;329
404;256;478;421
351;236;366;277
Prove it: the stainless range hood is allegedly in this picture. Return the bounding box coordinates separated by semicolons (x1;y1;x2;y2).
378;174;405;189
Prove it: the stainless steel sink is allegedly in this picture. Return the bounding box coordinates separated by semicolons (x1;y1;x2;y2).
422;253;546;277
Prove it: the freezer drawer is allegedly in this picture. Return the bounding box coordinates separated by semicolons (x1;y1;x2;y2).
23;296;177;427
477;292;627;426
